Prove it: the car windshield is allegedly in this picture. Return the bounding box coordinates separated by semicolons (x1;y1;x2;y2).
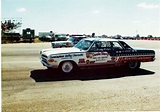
67;37;75;42
74;39;93;50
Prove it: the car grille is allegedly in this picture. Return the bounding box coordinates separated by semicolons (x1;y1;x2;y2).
41;54;48;65
42;54;47;58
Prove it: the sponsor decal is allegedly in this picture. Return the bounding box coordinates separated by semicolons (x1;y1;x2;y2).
116;50;136;54
51;53;83;59
64;53;83;58
86;60;95;64
95;57;107;61
86;52;109;58
86;60;90;64
90;61;95;64
51;55;64;58
86;52;93;58
78;59;85;63
111;57;116;60
73;53;84;57
123;56;152;60
117;57;123;62
93;52;108;56
117;56;153;62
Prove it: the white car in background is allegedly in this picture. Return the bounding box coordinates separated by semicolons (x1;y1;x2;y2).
51;35;86;48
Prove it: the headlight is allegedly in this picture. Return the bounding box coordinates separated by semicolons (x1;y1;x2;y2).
48;58;55;63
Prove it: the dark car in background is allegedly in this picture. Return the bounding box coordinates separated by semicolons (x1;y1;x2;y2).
39;33;67;42
54;34;67;41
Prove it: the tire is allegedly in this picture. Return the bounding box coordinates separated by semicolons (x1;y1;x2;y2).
59;61;77;74
128;61;141;70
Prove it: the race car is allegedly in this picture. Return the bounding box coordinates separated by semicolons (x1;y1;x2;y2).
40;38;155;74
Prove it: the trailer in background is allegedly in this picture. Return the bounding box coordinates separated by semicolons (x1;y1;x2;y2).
3;32;21;43
1;18;22;43
22;28;35;42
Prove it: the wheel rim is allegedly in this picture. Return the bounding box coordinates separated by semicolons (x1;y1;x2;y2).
62;62;73;73
129;61;138;69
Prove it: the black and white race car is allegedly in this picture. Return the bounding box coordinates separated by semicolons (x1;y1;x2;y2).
40;38;155;74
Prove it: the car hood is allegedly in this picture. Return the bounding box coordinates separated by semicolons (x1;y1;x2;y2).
41;47;83;56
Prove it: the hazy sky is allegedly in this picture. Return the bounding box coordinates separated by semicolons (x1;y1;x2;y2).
1;0;160;36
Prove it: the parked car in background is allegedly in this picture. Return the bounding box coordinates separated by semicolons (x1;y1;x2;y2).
51;35;86;48
40;38;155;74
39;31;54;42
68;35;86;45
51;41;73;48
54;34;67;41
39;35;54;41
39;33;67;42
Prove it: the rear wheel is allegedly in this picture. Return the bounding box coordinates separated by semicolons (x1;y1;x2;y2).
128;61;141;70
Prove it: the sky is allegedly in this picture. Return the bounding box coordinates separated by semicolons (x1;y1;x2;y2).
1;0;160;37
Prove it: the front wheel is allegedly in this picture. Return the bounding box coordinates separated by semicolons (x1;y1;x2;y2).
59;61;77;74
128;61;141;70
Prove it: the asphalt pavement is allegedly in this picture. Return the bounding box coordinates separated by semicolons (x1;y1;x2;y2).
1;40;160;111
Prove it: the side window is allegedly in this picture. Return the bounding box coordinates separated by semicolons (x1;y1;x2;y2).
89;41;124;52
105;42;111;48
101;41;112;51
90;42;102;51
111;42;123;50
90;41;113;51
101;41;107;47
119;41;132;49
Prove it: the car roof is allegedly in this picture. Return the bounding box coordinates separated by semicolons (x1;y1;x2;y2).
84;38;119;42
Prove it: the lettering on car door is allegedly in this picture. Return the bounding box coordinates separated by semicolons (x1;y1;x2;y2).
86;41;113;64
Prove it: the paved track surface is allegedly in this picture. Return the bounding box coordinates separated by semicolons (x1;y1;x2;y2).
2;40;160;111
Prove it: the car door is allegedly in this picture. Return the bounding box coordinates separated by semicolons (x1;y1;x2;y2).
86;41;113;64
105;41;126;63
